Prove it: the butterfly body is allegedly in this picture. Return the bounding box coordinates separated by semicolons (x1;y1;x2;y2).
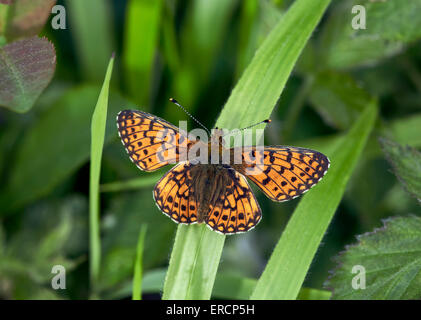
117;109;330;235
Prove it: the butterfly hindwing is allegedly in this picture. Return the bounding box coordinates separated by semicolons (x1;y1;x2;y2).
234;146;330;202
153;162;199;224
205;167;261;234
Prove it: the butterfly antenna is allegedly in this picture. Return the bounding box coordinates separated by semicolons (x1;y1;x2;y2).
222;119;271;137
169;98;211;135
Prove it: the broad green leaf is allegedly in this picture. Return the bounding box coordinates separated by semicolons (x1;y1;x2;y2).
132;225;147;300
66;0;114;81
123;0;163;106
326;215;421;300
379;138;421;203
1;0;56;41
163;0;332;300
251;101;377;299
89;55;114;289
0;85;134;215
321;0;421;69
308;71;373;130
0;36;56;113
162;224;225;300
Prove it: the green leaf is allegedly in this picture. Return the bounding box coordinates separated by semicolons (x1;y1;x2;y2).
132;225;147;300
250;101;377;299
0;85;134;215
379;138;421;203
0;36;56;113
106;267;331;300
162;0;332;300
297;288;332;300
217;0;330;130
1;0;56;41
123;0;163;106
321;0;421;69
326;215;421;300
89;55;114;289
66;0;114;81
172;0;237;106
100;173;162;193
362;0;421;43
98;190;175;294
308;71;373;130
0;196;84;299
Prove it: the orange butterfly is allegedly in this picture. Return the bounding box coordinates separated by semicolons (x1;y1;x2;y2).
116;99;330;234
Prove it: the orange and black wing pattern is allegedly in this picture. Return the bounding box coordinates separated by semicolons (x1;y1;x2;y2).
153;162;199;224
234;146;330;202
116;110;196;172
206;167;261;234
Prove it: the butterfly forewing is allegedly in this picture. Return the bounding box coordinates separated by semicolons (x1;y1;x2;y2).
116;110;196;172
234;146;330;202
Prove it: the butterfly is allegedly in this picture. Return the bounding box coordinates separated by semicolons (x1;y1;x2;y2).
116;99;330;235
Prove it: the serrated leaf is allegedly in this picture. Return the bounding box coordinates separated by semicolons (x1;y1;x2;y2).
321;0;421;69
326;215;421;300
379;138;421;203
2;0;56;41
0;36;56;113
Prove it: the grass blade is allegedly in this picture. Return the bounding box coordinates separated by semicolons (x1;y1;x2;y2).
89;55;115;292
162;0;331;300
217;0;331;129
123;0;163;106
132;225;147;300
251;101;378;299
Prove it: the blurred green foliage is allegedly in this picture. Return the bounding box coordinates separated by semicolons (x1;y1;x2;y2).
0;0;421;299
